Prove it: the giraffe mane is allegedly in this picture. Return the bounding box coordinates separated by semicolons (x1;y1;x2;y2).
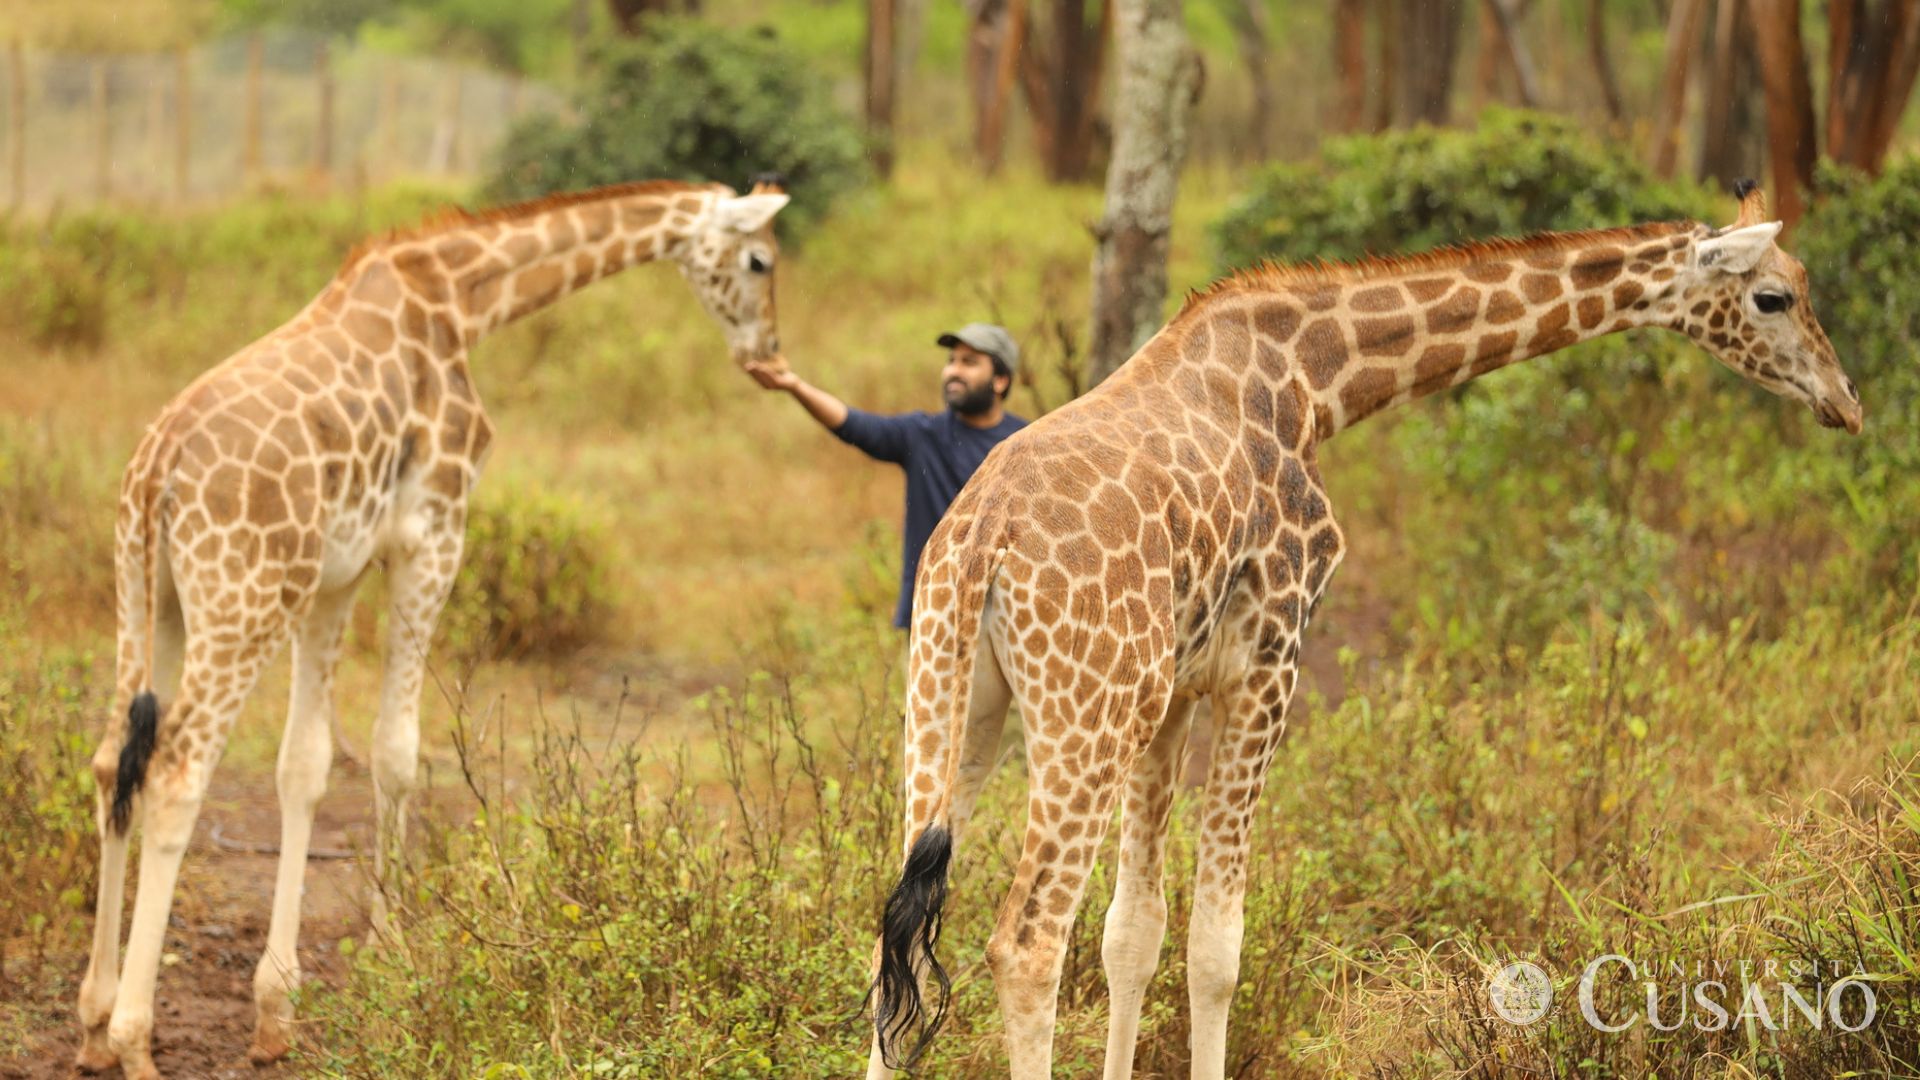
1182;220;1698;317
336;179;728;275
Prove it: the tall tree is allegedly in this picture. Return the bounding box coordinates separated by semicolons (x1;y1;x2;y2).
1651;0;1709;177
1087;0;1202;383
1394;0;1463;126
1019;0;1114;180
1221;0;1272;159
866;0;898;177
1748;0;1820;225
1334;0;1368;131
966;0;1027;173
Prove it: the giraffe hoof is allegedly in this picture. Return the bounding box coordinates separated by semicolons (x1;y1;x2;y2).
72;1042;118;1073
247;1034;292;1066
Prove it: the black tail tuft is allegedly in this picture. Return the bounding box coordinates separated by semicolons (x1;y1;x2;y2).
109;691;158;835
871;825;954;1069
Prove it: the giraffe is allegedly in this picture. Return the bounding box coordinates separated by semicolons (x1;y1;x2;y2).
865;183;1861;1078
73;178;790;1080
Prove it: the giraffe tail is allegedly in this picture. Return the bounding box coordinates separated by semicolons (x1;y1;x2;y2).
109;692;159;836
108;450;166;837
871;530;1000;1068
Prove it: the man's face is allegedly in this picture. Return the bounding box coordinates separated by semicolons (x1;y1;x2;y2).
942;345;1004;416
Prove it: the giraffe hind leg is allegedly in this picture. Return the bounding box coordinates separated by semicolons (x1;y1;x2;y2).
1100;696;1198;1079
77;561;184;1073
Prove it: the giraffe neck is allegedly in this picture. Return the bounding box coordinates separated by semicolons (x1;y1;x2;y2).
1201;222;1709;440
333;183;722;351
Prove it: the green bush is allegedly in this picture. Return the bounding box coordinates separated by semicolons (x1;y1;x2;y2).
444;484;613;662
1796;159;1920;587
486;20;868;233
1213;107;1716;272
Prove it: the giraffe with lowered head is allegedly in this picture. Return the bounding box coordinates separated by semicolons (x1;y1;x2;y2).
76;178;790;1079
867;183;1861;1077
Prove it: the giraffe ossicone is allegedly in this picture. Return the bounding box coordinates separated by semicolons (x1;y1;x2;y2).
867;183;1860;1079
74;178;788;1080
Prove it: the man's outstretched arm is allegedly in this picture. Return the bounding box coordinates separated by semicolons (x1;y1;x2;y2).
745;357;850;430
745;357;911;463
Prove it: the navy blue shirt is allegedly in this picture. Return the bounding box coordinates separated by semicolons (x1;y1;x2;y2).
835;407;1028;628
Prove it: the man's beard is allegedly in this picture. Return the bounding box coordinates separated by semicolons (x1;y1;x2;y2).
945;378;997;417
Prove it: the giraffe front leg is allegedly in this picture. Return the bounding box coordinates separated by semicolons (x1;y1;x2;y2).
1101;696;1197;1079
250;583;358;1065
1187;662;1296;1080
369;516;463;940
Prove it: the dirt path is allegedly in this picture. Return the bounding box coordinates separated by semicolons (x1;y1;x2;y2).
6;771;377;1080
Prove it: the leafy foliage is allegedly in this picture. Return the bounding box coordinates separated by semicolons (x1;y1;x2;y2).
486;19;868;233
1213;107;1717;273
444;482;613;662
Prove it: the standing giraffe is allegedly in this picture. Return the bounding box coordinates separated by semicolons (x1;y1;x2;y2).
75;179;790;1080
867;184;1861;1077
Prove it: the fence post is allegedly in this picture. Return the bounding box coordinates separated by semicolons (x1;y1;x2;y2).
93;59;110;200
8;41;24;210
314;37;333;186
243;33;263;184
174;46;191;200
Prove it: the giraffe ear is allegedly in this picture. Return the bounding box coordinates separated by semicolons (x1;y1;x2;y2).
714;193;790;234
1696;221;1783;274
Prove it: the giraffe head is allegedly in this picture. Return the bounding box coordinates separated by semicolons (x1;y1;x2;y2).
1675;182;1862;434
674;183;791;364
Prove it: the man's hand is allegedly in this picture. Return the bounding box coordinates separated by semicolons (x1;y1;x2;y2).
744;355;800;391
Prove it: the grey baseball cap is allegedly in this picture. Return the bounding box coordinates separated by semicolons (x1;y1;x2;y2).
936;323;1020;374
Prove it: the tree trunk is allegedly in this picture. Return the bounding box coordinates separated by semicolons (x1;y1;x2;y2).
1335;0;1368;131
1826;0;1920;172
1483;0;1539;107
243;34;263;184
1698;0;1765;186
1088;0;1201;384
1651;0;1707;177
1394;0;1462;126
1748;0;1816;225
1223;0;1271;159
1019;0;1113;181
1587;0;1625;122
1371;0;1397;130
865;0;898;177
92;59;109;200
968;0;1028;174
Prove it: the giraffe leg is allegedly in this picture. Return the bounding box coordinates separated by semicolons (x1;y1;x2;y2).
109;646;276;1080
988;703;1144;1080
249;583;359;1064
1186;664;1296;1080
1101;696;1198;1079
77;581;184;1073
368;524;462;939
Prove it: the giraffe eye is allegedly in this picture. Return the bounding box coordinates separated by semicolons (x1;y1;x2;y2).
747;253;771;274
1754;291;1793;314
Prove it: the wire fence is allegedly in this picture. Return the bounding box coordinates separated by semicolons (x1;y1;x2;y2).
2;30;565;209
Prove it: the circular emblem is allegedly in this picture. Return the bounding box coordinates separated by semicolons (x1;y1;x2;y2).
1487;960;1553;1026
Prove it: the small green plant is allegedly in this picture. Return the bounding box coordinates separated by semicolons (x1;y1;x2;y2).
487;19;868;233
443;483;614;662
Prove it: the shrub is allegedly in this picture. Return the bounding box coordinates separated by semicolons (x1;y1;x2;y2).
1212;107;1716;273
486;19;868;233
443;483;613;662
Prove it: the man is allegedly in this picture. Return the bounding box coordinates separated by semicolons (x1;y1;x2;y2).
745;323;1028;629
